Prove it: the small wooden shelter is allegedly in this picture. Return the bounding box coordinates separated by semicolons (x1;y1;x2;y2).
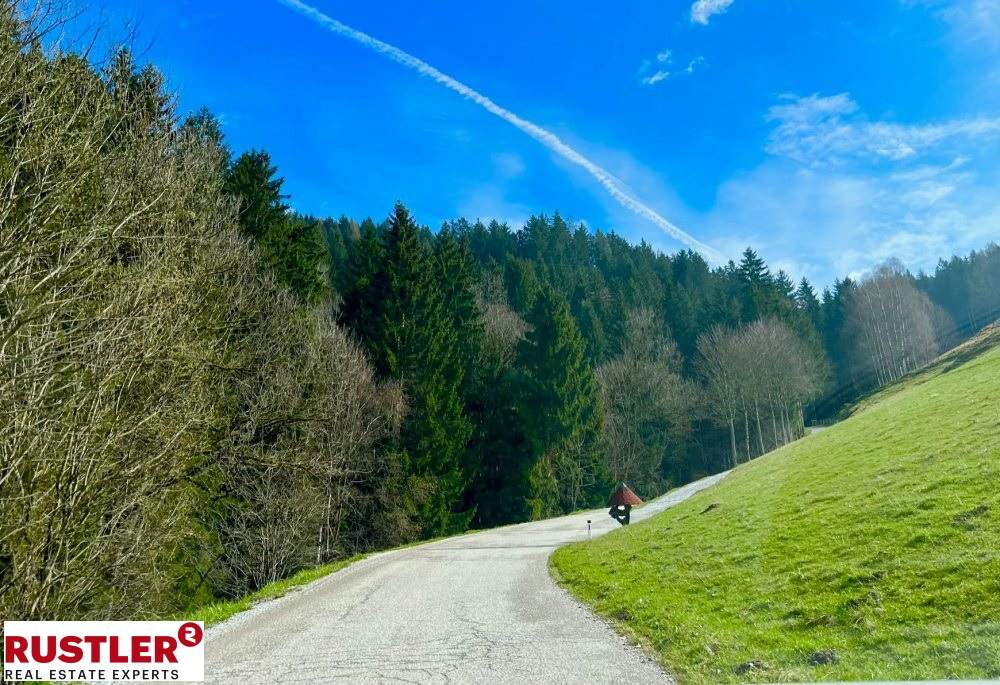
608;482;642;525
608;482;643;508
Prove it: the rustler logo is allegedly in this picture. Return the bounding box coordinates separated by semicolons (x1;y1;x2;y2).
3;621;204;682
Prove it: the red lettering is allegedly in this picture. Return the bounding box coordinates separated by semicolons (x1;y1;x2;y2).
154;636;178;663
31;636;57;664
4;636;28;663
4;628;191;667
132;635;151;663
83;635;107;662
110;635;129;663
58;636;83;663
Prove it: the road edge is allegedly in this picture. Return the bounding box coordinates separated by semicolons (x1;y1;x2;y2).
546;472;731;682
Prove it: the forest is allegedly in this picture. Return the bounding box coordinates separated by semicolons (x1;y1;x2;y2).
2;2;1000;622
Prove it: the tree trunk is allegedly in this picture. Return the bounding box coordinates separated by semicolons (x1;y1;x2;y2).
771;408;780;448
729;417;738;467
743;409;751;460
754;398;766;455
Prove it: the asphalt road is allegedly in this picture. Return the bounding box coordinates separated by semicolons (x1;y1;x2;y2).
205;472;727;684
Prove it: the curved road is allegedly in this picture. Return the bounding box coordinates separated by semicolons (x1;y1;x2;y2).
205;473;727;684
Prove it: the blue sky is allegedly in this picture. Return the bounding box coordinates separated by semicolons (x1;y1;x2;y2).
75;0;1000;286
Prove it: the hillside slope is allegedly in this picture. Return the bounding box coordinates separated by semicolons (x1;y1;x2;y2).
552;327;1000;683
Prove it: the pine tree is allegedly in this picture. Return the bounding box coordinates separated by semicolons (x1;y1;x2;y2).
339;221;389;369
795;278;822;330
435;226;482;385
346;203;473;536
225;150;288;241
181;108;230;174
737;247;773;321
434;226;485;495
518;286;607;515
224;150;327;304
738;247;770;284
504;255;541;313
573;296;609;362
775;270;795;299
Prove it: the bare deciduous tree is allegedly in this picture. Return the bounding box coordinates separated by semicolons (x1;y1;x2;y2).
698;318;821;466
845;261;945;390
698;326;745;467
0;3;409;620
598;309;693;494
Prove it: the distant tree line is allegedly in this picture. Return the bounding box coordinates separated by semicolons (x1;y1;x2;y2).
3;1;999;621
326;212;997;503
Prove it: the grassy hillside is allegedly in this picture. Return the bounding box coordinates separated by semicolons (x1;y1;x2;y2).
552;326;1000;683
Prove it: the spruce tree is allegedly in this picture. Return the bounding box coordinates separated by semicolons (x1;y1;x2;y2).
434;226;485;494
339;221;388;368
738;247;769;284
181;108;230;174
821;278;857;400
465;368;534;528
321;217;350;290
435;226;482;386
224;150;327;304
737;247;773;321
795;278;823;330
573;296;609;362
518;286;607;516
504;255;541;313
345;203;473;536
775;270;795;299
225;150;288;241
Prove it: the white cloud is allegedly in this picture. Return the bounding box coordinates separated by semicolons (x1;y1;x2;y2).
907;0;1000;47
685;56;705;74
638;50;703;85
641;70;671;85
688;93;1000;284
765;93;1000;165
697;157;1000;285
639;49;672;85
955;0;1000;42
691;0;736;25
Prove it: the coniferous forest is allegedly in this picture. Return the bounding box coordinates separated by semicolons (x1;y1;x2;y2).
3;5;1000;621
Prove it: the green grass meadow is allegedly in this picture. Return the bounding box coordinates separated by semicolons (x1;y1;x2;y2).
552;330;1000;682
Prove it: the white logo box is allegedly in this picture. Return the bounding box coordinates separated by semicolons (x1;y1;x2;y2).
4;620;204;683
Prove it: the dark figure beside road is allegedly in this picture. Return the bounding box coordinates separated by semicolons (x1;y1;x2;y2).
609;504;631;525
608;483;643;526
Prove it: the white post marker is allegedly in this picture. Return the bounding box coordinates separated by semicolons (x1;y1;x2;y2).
587;520;591;540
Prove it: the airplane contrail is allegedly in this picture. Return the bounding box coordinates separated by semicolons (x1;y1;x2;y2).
278;0;720;260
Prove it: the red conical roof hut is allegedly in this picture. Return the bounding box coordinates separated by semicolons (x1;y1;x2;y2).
608;482;643;507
